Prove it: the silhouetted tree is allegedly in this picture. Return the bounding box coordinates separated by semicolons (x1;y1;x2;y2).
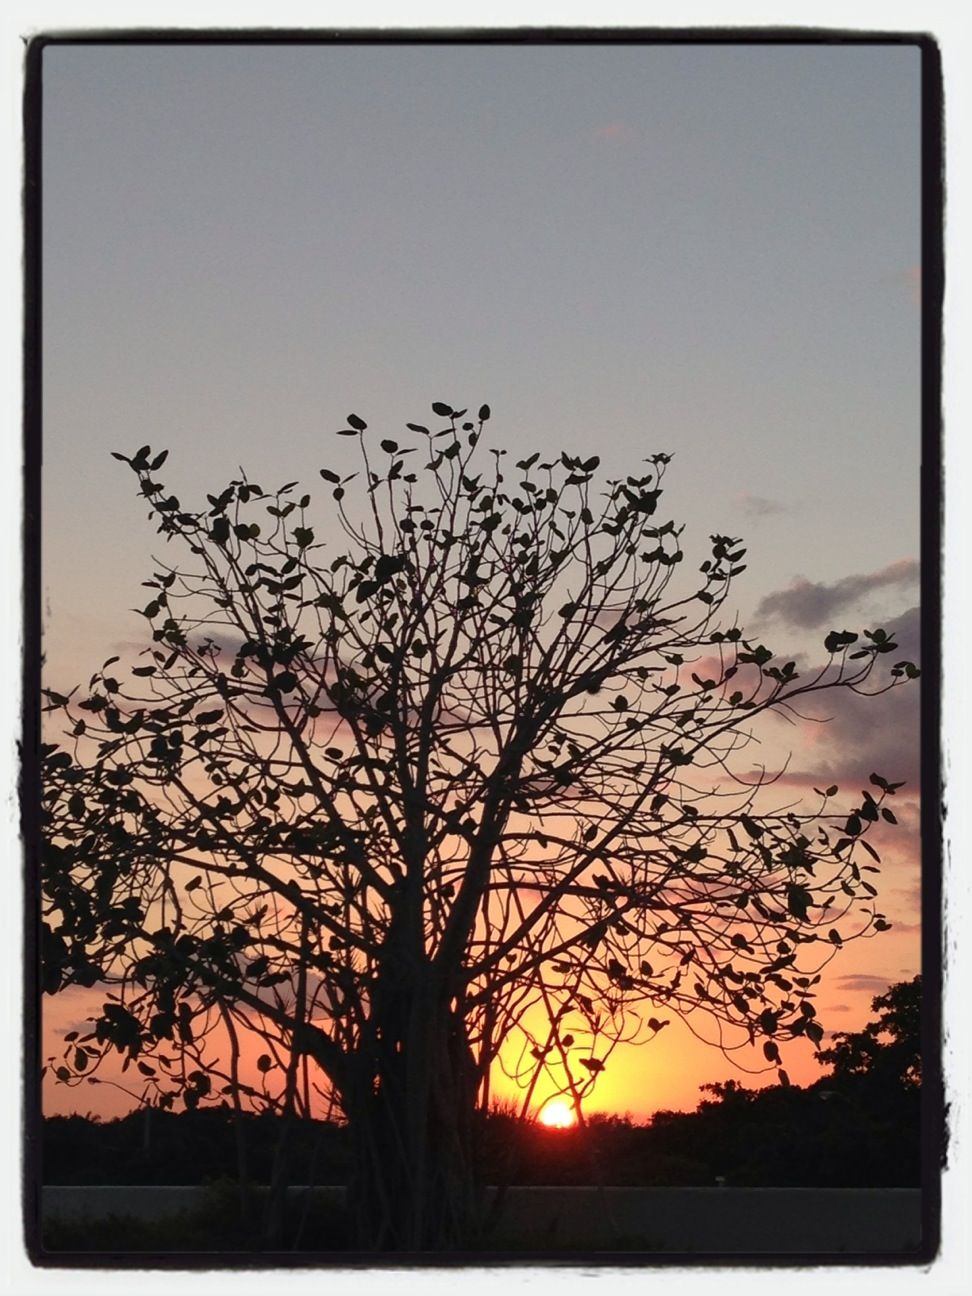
40;402;918;1247
665;977;923;1186
816;974;921;1091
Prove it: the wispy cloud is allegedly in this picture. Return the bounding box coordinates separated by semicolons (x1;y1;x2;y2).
902;264;921;307
756;559;918;629
590;121;635;145
736;492;787;519
834;974;896;993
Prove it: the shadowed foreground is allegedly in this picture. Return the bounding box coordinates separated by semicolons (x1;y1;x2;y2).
41;1184;923;1257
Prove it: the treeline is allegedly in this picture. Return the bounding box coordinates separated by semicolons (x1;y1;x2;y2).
41;1083;919;1189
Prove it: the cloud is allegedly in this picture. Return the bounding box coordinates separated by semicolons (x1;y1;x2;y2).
756;560;918;629
736;493;787;519
795;605;920;785
591;121;634;145
902;264;921;307
833;973;897;993
747;606;920;793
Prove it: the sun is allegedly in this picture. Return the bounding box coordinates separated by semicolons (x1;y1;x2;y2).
538;1100;577;1129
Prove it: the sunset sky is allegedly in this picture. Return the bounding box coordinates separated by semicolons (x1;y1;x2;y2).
40;39;923;1120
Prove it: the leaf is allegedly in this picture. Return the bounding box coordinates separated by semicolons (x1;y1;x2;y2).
320;468;340;483
824;630;858;654
758;1009;778;1035
478;404;491;421
763;1040;780;1064
346;413;367;430
431;401;453;416
580;1057;605;1073
828;928;843;946
786;884;812;922
185;877;202;893
257;1054;272;1073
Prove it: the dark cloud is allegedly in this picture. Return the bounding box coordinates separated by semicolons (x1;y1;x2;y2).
802;605;919;784
755;606;920;790
737;493;787;519
756;559;918;629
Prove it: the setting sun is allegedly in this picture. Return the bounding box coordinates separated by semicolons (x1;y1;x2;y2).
538;1101;577;1130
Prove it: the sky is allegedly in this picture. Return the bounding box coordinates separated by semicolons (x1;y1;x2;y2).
39;38;924;1120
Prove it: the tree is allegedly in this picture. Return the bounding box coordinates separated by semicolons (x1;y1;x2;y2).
816;974;922;1091
40;401;918;1248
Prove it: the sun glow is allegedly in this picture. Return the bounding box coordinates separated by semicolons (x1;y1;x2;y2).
538;1100;577;1129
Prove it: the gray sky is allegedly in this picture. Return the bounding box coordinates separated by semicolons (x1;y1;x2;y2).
42;40;921;682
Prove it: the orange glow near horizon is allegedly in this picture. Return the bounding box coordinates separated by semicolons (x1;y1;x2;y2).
538;1100;576;1129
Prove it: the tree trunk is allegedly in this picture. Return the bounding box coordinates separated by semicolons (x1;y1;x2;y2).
345;996;483;1250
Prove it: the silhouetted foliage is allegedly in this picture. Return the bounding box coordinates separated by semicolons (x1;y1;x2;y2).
40;402;917;1247
652;976;922;1186
42;1108;349;1187
816;974;921;1091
